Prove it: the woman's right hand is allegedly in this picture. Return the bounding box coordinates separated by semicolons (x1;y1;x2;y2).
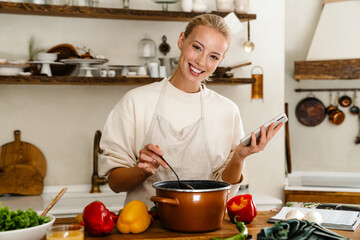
137;144;168;176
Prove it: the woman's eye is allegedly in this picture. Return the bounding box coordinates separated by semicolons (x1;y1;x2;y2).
193;45;201;51
210;55;219;61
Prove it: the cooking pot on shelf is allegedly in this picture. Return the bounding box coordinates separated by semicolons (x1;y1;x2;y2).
150;180;231;232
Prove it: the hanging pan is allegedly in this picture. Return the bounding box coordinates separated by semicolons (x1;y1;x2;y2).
295;94;326;127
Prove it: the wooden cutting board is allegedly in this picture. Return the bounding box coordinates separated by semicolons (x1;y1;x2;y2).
0;130;46;195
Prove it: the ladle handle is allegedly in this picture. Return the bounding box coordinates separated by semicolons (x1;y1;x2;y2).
159;156;180;182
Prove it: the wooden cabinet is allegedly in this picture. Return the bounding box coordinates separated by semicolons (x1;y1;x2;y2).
0;2;256;85
285;190;360;204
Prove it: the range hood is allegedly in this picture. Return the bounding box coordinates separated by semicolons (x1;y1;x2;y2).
294;0;360;80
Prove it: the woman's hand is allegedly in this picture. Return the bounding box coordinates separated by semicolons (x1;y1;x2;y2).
235;122;284;159
137;144;168;176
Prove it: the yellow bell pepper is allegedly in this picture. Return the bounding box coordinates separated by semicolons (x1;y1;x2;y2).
116;200;151;234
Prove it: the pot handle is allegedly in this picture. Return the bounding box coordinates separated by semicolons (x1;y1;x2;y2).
150;196;179;206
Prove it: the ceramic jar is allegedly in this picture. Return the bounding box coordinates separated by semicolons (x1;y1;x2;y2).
192;0;207;12
100;69;107;77
181;0;192;12
215;0;233;12
234;0;249;13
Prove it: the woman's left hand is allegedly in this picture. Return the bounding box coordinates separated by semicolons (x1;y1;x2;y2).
235;122;284;159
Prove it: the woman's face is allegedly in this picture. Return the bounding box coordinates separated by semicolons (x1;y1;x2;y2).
177;25;229;85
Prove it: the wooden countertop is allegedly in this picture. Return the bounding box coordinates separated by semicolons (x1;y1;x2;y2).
55;211;359;239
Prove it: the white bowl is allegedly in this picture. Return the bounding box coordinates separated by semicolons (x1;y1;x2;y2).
36;53;58;62
216;0;234;12
0;65;28;76
0;214;55;240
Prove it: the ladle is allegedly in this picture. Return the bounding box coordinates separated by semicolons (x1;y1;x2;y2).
350;90;360;115
243;21;255;52
41;187;68;217
159;156;195;190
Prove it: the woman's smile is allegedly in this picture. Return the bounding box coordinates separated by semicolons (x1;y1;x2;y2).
189;63;204;76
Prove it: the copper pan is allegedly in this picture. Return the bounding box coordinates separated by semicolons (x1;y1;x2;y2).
329;92;345;125
295;94;326;127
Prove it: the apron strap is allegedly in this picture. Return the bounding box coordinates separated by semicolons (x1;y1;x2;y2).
200;83;214;172
143;78;169;150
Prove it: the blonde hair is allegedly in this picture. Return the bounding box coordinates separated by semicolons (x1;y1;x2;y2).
184;14;232;46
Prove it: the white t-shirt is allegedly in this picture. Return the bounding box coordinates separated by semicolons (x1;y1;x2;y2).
99;79;245;203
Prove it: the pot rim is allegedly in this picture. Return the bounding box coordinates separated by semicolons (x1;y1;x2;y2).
152;180;231;193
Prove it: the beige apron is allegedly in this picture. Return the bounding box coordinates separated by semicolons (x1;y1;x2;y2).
125;78;213;208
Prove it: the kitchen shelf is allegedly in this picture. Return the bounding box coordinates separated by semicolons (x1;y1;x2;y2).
294;58;360;80
0;2;256;22
0;76;255;85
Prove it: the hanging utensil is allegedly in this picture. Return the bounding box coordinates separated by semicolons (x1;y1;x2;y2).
326;92;336;115
339;92;352;107
295;93;326;127
329;92;345;125
251;66;264;101
159;156;194;190
243;21;255;52
159;35;170;56
355;114;360;144
350;90;360;115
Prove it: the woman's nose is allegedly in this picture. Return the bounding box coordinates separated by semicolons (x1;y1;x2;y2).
195;53;206;67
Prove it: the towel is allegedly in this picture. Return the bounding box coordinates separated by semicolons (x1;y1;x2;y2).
257;220;350;240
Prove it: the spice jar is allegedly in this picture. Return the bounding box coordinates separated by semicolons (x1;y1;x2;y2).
107;69;116;77
100;69;107;77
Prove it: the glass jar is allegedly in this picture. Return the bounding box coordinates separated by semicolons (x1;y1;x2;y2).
234;0;249;13
138;36;156;59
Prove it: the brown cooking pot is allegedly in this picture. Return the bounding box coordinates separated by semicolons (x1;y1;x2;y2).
295;94;326;127
150;180;231;232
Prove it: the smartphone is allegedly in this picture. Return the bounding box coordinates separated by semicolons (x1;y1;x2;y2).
240;113;288;146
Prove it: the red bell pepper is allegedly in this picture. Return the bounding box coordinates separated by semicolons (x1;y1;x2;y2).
82;201;115;236
226;194;257;224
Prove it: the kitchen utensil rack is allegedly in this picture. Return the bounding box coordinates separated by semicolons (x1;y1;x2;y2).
295;88;360;92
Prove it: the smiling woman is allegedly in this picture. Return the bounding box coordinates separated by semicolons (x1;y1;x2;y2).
99;14;283;209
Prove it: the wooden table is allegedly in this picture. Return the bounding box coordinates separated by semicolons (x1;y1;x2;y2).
55;211;359;239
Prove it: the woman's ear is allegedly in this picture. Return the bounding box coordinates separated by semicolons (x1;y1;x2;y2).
177;32;185;49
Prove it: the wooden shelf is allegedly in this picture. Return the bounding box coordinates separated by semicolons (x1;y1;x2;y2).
294;58;360;80
0;2;256;22
0;76;255;85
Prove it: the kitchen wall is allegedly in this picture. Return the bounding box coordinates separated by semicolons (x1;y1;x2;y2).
285;0;360;173
0;0;285;200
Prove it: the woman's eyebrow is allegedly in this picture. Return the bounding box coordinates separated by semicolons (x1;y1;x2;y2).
194;40;222;56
